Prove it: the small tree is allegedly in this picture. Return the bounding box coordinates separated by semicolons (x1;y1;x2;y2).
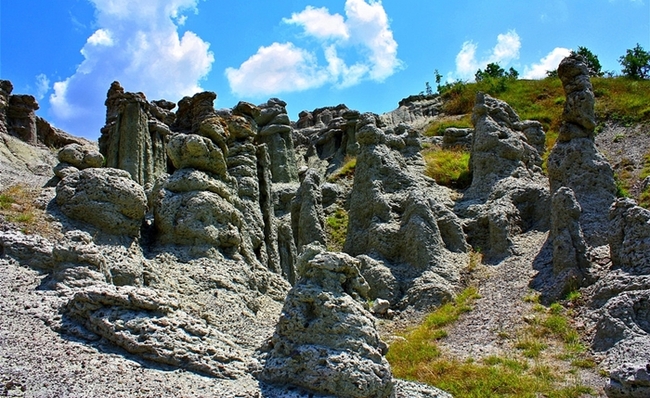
425;82;433;96
619;43;650;79
475;63;505;81
574;46;603;77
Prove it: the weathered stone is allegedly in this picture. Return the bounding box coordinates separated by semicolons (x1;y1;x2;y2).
56;168;147;237
457;93;549;259
550;187;590;291
609;198;650;273
547;54;616;247
63;285;250;378
291;169;326;251
99;81;170;186
58;143;104;170
442;127;473;150
167;133;228;177
345;115;467;310
7;94;39;144
259;245;394;398
255;99;299;183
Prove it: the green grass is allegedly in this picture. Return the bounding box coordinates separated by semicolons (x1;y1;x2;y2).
325;207;349;252
424;115;473;137
387;286;597;398
423;147;472;188
327;156;356;182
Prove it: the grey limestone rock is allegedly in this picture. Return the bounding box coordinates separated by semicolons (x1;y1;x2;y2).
167;133;229;178
255;98;299;183
99;81;172;186
56;168;147;237
344;114;468;310
609;198;650;273
550;187;590;290
259;245;394;398
57;143;104;170
456;93;549;259
291;169;326;251
547;54;616;247
63;284;250;378
442;127;474;150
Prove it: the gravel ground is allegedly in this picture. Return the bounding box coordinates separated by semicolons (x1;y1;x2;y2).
438;231;608;396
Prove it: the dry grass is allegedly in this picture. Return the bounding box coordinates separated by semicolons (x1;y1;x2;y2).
0;185;60;239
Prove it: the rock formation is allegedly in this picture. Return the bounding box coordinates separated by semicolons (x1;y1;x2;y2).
379;94;443;131
99;81;172;187
344;113;468;310
258;245;394;398
547;54;617;248
56;168;147;237
456;92;549;259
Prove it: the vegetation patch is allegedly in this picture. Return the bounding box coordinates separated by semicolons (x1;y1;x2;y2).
424;115;472;137
327;156;357;182
325;207;349;252
386;286;597;398
0;185;60;238
423;147;472;188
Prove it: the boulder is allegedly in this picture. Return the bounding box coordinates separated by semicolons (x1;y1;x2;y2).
58;143;104;170
259;245;394;398
167;133;228;178
56;168;147;237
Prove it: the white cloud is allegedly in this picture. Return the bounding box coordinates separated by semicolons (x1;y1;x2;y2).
283;6;349;40
49;0;213;139
523;47;572;79
454;30;521;80
225;43;330;96
34;74;50;101
226;0;401;97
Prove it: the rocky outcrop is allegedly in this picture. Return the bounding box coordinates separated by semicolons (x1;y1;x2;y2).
293;104;361;175
380;94;443;131
580;199;650;397
456;92;549;259
254;99;299;183
344;114;468;310
56;168;147;237
291;169;326;251
258;245;394;398
63;285;250;378
550;187;590;290
442;127;473;150
99;81;172;186
547;54;616;248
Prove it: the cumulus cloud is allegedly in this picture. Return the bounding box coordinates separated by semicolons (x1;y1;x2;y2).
226;0;401;97
49;0;213;138
34;74;50;101
455;30;521;80
523;47;572;79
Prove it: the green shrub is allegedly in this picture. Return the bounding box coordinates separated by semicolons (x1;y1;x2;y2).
325;208;348;252
423;147;472;188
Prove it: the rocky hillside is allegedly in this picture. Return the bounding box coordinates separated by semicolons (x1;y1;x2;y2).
1;54;649;398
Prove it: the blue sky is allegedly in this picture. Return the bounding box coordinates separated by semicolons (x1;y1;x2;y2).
1;0;649;140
